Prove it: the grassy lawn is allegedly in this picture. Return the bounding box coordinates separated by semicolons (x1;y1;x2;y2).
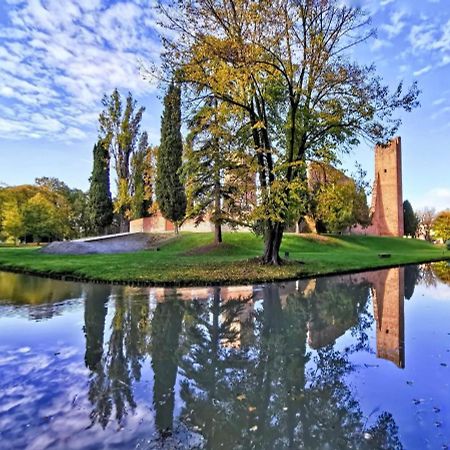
0;232;448;286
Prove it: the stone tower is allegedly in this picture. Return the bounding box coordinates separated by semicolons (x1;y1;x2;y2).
369;137;404;236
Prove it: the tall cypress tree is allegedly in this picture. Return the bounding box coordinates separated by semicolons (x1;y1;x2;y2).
156;82;186;233
403;200;418;237
88;140;113;235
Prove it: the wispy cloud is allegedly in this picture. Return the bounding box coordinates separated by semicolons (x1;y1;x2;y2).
0;0;161;142
380;9;408;39
413;65;433;76
416;187;450;211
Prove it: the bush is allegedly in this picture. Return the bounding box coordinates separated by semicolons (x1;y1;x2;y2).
446;240;450;251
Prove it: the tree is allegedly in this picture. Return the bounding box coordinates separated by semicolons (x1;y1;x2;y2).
99;89;145;232
184;98;254;244
1;200;24;244
432;210;450;243
309;163;370;233
130;132;155;220
417;207;436;241
403;200;418;237
88;141;114;235
36;176;90;238
155;82;187;233
158;0;420;264
22;192;69;242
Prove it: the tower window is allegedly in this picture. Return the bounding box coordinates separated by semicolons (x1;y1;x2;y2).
384;169;387;173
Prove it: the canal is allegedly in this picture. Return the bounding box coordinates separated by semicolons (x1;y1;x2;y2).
0;262;449;449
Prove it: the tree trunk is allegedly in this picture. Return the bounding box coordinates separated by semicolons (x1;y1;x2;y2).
262;222;284;265
119;216;129;234
174;223;179;235
213;170;222;245
214;223;222;245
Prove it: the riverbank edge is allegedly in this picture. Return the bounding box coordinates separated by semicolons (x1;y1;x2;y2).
0;255;448;288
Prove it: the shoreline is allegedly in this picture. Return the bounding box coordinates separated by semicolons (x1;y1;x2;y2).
0;256;447;288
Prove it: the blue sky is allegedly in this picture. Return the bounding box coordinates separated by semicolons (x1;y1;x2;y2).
0;0;449;212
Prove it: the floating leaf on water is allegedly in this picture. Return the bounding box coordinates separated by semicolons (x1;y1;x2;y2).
248;406;256;412
237;394;246;401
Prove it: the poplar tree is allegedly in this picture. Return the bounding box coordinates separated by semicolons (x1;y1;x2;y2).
88;141;113;235
99;89;145;232
156;82;186;233
130;132;154;220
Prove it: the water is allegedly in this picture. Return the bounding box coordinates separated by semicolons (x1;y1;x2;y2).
0;263;449;450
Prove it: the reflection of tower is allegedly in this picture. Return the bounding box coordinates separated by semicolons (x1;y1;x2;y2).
369;137;404;236
371;267;405;368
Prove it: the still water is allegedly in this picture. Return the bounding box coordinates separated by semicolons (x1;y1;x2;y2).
0;263;449;450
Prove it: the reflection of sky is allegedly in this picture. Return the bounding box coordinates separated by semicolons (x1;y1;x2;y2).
334;284;450;450
0;313;160;450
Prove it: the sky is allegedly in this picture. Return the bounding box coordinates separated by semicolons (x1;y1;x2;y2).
0;0;449;212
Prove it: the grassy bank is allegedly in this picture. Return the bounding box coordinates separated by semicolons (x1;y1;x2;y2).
0;233;448;286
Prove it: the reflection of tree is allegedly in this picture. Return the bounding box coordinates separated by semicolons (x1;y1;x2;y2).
418;264;438;288
404;265;420;299
151;291;184;436
432;261;450;285
417;262;450;288
180;288;253;448
180;282;402;449
84;285;110;370
84;287;151;428
306;277;373;352
0;271;82;306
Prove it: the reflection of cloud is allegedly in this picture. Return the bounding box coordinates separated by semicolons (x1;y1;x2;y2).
414;284;450;301
0;344;161;449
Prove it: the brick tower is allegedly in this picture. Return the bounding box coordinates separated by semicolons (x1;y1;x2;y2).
369;137;404;236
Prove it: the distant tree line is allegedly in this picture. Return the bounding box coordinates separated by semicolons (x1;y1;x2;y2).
0;177;89;244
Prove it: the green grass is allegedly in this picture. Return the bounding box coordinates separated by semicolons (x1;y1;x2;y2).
0;232;448;286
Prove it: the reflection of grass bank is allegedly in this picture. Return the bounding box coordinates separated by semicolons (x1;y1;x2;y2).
0;233;448;286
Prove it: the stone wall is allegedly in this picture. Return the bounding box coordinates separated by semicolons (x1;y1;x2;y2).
130;212;252;234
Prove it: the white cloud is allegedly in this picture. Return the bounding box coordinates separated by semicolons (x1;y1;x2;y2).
413;65;433;76
416;187;450;211
0;0;161;142
433;98;446;106
381;9;408;39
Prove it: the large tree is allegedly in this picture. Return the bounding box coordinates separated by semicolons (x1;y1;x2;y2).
99;89;145;232
155;82;187;233
88;141;114;235
157;0;419;264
